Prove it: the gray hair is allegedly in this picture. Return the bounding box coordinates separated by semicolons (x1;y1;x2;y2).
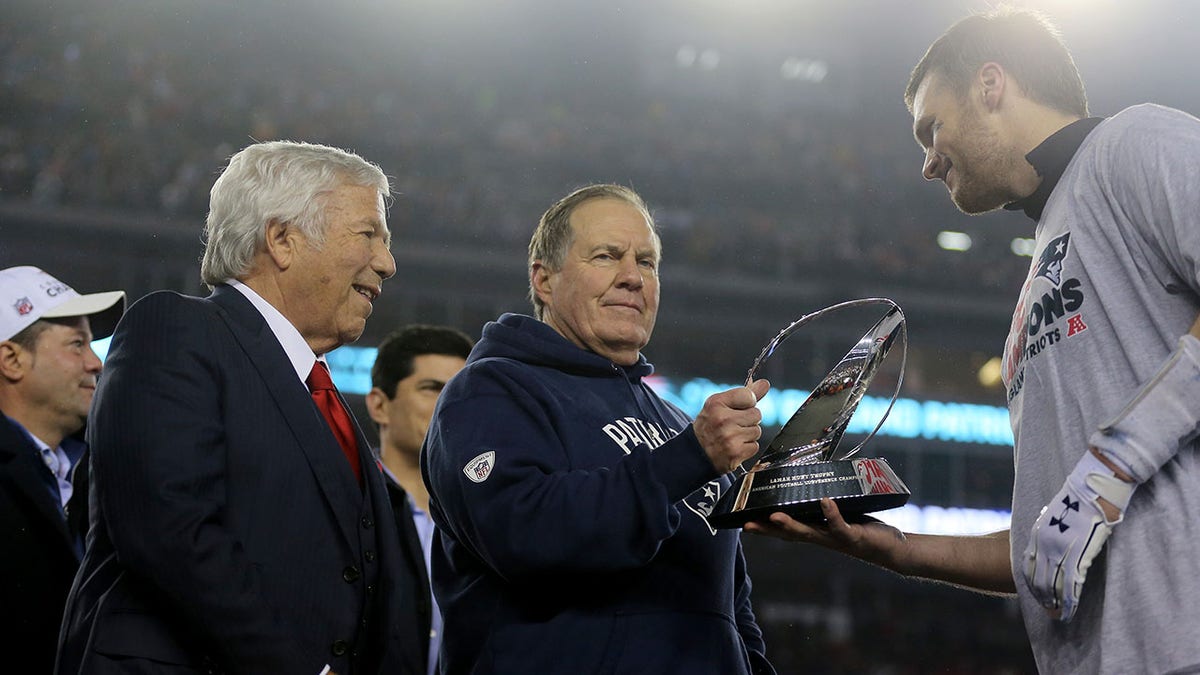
527;183;658;320
200;140;390;286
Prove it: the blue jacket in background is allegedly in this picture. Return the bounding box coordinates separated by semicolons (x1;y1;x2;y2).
422;313;774;674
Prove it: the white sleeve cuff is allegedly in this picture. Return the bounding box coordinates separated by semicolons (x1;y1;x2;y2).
1089;333;1200;482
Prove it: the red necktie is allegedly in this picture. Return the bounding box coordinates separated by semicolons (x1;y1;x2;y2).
307;361;362;485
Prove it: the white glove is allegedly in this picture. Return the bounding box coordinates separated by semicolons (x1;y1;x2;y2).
1022;450;1135;622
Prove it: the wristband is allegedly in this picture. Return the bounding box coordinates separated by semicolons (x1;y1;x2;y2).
1088;334;1200;483
1077;450;1135;514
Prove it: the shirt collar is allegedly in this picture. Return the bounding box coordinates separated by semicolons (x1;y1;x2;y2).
379;463;429;517
227;279;318;383
380;461;400;486
6;413;50;452
4;411;82;464
1004;117;1105;222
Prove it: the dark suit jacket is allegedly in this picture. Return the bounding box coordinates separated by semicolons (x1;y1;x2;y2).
0;414;82;674
384;477;433;670
56;286;426;675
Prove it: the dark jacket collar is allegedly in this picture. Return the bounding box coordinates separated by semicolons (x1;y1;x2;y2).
0;411;79;555
1004;117;1105;222
475;313;655;379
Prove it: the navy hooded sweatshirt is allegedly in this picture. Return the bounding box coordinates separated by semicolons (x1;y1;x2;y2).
421;313;774;674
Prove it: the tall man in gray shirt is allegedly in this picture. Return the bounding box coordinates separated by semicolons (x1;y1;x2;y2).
747;8;1200;673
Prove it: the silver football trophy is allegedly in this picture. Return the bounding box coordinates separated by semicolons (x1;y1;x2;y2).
707;298;911;529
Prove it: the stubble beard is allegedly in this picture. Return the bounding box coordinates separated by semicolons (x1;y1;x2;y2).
949;113;1023;216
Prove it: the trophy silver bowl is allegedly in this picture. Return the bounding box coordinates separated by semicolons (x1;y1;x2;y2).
707;298;911;529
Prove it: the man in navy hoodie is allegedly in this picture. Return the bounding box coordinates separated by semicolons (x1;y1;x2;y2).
421;183;776;674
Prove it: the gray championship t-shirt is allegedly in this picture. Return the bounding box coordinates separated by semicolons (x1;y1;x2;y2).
1002;104;1200;674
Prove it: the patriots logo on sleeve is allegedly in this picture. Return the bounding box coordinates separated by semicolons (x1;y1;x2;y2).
683;480;723;535
1033;233;1071;287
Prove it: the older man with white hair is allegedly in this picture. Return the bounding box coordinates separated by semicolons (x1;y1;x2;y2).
57;141;427;675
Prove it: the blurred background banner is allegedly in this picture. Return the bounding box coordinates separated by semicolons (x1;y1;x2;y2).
11;0;1197;671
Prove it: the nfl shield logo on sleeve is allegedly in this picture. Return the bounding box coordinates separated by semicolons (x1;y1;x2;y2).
464;451;496;483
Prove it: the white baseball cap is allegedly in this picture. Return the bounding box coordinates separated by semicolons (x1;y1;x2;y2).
0;266;126;342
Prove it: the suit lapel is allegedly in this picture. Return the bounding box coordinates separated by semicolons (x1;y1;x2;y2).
379;474;431;669
208;286;361;549
385;479;432;602
0;415;76;556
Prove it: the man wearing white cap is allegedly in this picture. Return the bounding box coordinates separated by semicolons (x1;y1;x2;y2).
0;265;124;675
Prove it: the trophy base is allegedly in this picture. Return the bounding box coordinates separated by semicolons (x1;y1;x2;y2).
707;457;911;529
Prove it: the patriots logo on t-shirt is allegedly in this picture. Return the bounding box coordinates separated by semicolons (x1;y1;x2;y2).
1034;233;1071;287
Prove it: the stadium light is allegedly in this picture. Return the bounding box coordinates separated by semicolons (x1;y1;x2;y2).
937;230;972;251
676;45;697;68
780;57;828;83
1010;237;1036;257
876;503;1011;535
977;355;1003;388
697;48;721;70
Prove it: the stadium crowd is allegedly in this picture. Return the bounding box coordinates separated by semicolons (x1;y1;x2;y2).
0;4;1038;673
1;6;1031;297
